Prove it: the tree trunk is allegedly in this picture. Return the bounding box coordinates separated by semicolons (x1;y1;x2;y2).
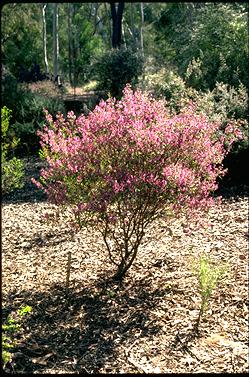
42;4;49;75
140;2;144;57
130;2;137;50
71;4;77;98
93;3;99;34
122;16;126;48
110;2;124;48
104;2;112;48
194;298;206;335
92;4;107;45
67;3;73;86
53;3;59;82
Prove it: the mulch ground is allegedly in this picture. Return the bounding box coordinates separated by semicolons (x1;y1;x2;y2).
2;156;249;374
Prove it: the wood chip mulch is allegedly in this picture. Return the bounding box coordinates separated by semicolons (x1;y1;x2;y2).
2;157;249;374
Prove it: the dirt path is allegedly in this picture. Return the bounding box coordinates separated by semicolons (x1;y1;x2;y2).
2;157;249;374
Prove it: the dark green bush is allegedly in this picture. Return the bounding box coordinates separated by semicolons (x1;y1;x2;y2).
12;90;65;155
188;83;248;184
1;70;19;115
2;74;66;155
93;47;144;99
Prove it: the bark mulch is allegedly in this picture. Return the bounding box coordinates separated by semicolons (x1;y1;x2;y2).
2;156;249;374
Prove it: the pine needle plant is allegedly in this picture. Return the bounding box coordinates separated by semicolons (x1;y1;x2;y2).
193;255;227;334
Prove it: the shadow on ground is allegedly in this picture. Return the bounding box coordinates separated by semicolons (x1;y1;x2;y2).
3;274;169;374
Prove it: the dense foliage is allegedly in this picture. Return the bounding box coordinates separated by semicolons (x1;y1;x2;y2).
33;85;242;279
153;3;248;90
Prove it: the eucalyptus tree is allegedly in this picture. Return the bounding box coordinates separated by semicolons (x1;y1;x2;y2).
42;3;49;75
52;3;59;82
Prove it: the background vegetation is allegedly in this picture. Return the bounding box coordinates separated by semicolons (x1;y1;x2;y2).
1;2;248;189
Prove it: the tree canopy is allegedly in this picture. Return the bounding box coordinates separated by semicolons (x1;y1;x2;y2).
1;2;247;90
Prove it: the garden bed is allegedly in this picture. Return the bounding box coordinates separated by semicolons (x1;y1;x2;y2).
2;157;249;374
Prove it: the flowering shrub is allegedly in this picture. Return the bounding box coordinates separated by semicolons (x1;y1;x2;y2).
33;84;242;280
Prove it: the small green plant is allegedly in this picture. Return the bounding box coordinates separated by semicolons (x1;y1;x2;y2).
1;106;24;194
2;305;32;370
2;158;25;194
193;255;227;333
1;106;19;158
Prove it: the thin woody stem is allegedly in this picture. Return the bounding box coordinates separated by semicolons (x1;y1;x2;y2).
194;299;206;334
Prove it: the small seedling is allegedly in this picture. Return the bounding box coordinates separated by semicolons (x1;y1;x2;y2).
193;255;227;334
